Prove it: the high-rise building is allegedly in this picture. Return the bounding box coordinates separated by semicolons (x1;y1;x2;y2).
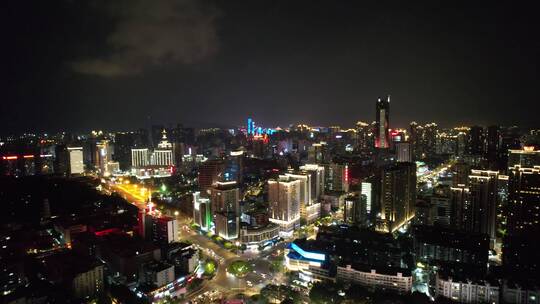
378;162;416;232
431;185;451;227
395;142;412;162
344;193;368;227
356;121;372;150
467;126;485;156
193;192;212;231
210;182;240;240
361;182;373;215
67;147;84;174
198;159;225;192
375;96;390;149
449;184;471;230
504;147;540;282
486;125;501;160
308;142;329;164
324;163;349;192
152;217;178;246
54;144;69;176
452;161;470;186
423;123;438;158
468;170;499;246
225;150;244;184
268;175;301;235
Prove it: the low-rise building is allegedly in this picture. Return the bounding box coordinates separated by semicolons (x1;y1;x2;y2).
336;264;412;294
435;271;499;304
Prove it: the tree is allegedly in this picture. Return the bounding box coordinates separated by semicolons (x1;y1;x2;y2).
309;282;344;304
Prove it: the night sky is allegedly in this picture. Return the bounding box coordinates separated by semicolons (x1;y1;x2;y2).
4;1;540;134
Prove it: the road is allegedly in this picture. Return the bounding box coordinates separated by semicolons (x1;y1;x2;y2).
103;179;285;300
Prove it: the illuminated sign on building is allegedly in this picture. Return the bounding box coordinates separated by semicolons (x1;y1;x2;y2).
291;243;325;262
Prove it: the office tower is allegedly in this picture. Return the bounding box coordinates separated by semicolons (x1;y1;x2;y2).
449;184;471;230
467;126;485;155
193;192;212;231
468;170;499;246
344;193;368;227
375;96;390;149
67;147;84;174
131;148;149;168
431;185;451;227
395;142;412;162
452;161;470;186
152;217;178;246
268;175;301;234
198;159;225;192
379;162;416;232
210;182;240;239
324;163;349;192
151;130;173;167
504;147;540;281
225;150;244;184
300;164;325;200
356;121;372;150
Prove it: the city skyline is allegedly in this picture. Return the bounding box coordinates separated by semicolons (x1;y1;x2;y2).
4;1;540;134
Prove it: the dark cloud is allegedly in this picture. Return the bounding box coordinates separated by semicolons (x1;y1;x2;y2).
71;0;219;77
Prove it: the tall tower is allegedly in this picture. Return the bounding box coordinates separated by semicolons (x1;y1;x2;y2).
375;96;390;149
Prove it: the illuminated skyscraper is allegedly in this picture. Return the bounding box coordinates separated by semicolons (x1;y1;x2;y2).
375;96;390;149
379;162;416;232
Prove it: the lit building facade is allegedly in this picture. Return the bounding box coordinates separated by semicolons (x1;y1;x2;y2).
375;96;390;149
268;175;301;235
